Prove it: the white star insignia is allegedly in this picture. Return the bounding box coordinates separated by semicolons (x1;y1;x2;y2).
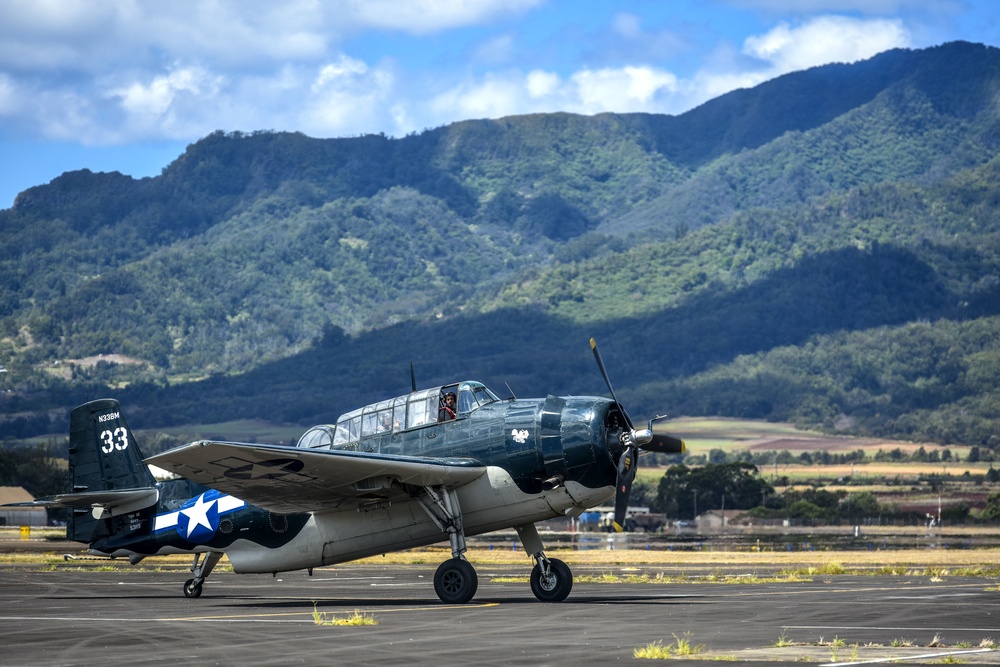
180;493;215;538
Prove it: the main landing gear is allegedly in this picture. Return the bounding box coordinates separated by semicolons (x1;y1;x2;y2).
414;485;573;604
433;557;478;604
518;523;573;602
414;485;480;604
183;551;223;598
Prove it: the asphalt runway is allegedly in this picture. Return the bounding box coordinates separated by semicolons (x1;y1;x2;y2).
0;563;997;666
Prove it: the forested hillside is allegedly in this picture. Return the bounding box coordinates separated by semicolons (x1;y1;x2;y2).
1;41;998;447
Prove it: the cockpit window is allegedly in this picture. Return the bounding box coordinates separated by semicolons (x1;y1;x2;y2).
333;411;361;447
297;425;335;449
406;388;438;428
330;381;501;441
361;399;394;438
457;381;500;413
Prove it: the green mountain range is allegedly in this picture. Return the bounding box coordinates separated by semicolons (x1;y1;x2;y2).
2;41;998;448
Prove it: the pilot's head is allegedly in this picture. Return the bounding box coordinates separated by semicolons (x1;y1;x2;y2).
444;393;456;405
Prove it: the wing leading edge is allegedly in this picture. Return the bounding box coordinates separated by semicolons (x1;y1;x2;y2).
146;441;487;514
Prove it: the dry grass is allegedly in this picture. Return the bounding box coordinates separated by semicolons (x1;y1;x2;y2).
341;545;999;568
311;605;378;626
3;544;999;571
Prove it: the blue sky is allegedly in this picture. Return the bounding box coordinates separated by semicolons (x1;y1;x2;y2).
1;0;997;209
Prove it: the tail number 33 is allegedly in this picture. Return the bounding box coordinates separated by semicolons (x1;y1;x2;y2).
100;428;129;453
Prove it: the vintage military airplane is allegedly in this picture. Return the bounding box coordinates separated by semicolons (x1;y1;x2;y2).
8;340;683;602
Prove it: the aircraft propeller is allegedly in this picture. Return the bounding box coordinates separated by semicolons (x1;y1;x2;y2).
589;338;685;532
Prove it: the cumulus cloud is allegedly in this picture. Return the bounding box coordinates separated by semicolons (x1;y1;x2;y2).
301;56;397;134
424;64;681;127
417;14;908;126
570;66;679;113
0;2;918;145
678;15;911;111
111;67;222;118
743;15;910;73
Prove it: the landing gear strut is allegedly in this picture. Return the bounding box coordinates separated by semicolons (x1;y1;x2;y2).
183;551;222;598
414;485;479;604
516;523;573;602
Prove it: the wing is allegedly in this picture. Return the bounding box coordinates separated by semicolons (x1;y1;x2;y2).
146;440;487;514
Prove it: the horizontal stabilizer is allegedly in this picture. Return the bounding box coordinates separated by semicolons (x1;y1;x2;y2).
4;487;158;517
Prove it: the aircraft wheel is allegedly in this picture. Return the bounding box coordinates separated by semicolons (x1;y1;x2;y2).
530;558;572;602
433;558;478;604
183;578;203;599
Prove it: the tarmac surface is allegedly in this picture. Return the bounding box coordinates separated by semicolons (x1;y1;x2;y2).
0;561;998;666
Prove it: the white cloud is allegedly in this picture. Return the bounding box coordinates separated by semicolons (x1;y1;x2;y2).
111;67;222;117
429;73;529;121
0;0;539;73
667;14;913;113
526;70;560;99
301;56;397;135
424;64;681;128
418;13;911;127
313;56;371;90
0;2;922;145
743;16;911;73
570;66;679;113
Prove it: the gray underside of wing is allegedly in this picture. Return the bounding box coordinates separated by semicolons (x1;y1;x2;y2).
146;440;488;513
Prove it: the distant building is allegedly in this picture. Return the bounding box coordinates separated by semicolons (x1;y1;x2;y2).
0;487;47;526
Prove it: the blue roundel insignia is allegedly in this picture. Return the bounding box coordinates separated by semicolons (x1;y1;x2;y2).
177;489;224;544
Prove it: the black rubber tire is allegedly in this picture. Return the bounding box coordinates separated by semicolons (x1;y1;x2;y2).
529;558;572;602
183;578;203;598
433;558;478;604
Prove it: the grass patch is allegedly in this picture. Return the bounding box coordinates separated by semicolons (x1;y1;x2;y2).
634;640;672;659
773;628;795;647
634;633;705;659
311;604;378;627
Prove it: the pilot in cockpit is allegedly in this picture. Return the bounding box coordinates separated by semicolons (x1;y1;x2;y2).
438;392;457;421
377;414;393;433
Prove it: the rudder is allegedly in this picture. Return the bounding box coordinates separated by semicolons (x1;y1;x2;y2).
67;399;157;543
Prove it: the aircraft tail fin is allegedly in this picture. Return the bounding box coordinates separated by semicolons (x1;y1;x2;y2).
56;399;159;544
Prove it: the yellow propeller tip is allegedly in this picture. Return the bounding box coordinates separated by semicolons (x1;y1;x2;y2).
613;522;624;533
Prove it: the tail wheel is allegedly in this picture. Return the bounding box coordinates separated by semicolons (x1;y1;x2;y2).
183;578;203;599
530;558;572;602
433;558;478;604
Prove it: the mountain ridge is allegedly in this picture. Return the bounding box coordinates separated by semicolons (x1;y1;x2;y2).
1;40;998;446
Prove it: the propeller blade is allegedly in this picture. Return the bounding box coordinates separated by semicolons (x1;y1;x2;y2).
589;338;681;531
613;446;637;532
590;338;619;404
590;338;632;428
642;433;686;454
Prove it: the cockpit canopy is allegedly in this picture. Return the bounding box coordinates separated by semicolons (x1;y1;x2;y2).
296;381;500;450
